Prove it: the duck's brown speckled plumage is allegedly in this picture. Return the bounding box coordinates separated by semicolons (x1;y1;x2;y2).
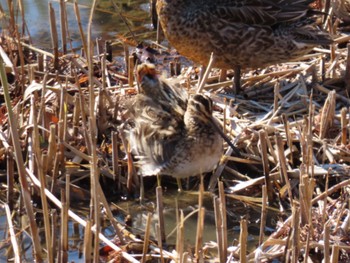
156;0;332;70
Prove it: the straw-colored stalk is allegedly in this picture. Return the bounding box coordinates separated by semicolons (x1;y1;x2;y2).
276;133;293;203
324;221;331;263
0;55;42;261
156;186;166;243
128;55;134;87
239;219;247;263
73;1;88;57
196;52;215;93
83;219;92;262
51;210;58;260
195;176;204;260
214;197;224;262
59;0;67;54
6;147;14;211
112;132;120;185
259;185;267;246
30;95;54;262
49;2;59;69
3;202;20;263
291;202;300;263
141;212;152;263
176;210;185;263
341;107;348;145
345;44;350;93
60;187;68;262
218;181;228;261
319;90;336;139
259;130;273;203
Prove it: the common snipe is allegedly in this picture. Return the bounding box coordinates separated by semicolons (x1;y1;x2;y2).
126;63;238;178
156;0;332;90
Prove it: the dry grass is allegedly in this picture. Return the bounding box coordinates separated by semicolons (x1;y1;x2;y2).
0;1;350;262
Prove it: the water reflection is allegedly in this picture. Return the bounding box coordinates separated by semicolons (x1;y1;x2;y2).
0;0;150;50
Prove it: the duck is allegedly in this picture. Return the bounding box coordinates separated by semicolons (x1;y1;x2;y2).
156;0;332;90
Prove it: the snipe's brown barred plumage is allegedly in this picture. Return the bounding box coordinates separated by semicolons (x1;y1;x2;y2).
126;63;237;178
156;0;332;89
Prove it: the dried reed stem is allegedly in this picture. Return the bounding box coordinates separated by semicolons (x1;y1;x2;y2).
291;202;300;262
0;55;42;261
341;107;348;145
219;181;228;261
195;176;204;260
60;188;68;262
239;219;247;263
259;185;267;246
141;212;152;263
49;2;59;69
319;90;336;139
83;219;92;262
156;186;166;242
3;203;21;263
59;0;67;54
31;95;53;262
259;130;273;203
87;0;100;261
197;52;215;93
73;1;88;57
6;147;14;211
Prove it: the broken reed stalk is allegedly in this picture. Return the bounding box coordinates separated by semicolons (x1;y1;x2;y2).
214;197;224;263
156;222;165;263
86;0;101;261
59;0;67;54
60;188;68;262
291;202;300;263
341;107;348;145
49;2;59;69
30;95;54;262
218;181;228;261
156;186;166;243
281;113;293;165
73;0;88;57
239;219;247;263
345;44;350;93
259;130;273;203
319;90;336;139
3;202;21;263
195;176;204;260
112;132;120;185
141;212;152;263
176;210;185;263
196;52;215;93
331;245;340;263
324;221;331;263
0;56;42;261
259;185;267;246
276;133;293;203
83;219;92;262
51;210;58;260
6;147;14;211
128;55;135;87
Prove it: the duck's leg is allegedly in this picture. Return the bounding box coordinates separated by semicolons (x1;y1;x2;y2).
233;66;241;94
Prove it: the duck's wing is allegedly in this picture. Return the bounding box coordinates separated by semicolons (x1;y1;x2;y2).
200;0;314;25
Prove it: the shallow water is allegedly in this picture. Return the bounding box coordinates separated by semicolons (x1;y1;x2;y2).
0;0;151;50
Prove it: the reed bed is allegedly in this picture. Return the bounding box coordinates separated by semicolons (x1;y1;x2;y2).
0;0;350;262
